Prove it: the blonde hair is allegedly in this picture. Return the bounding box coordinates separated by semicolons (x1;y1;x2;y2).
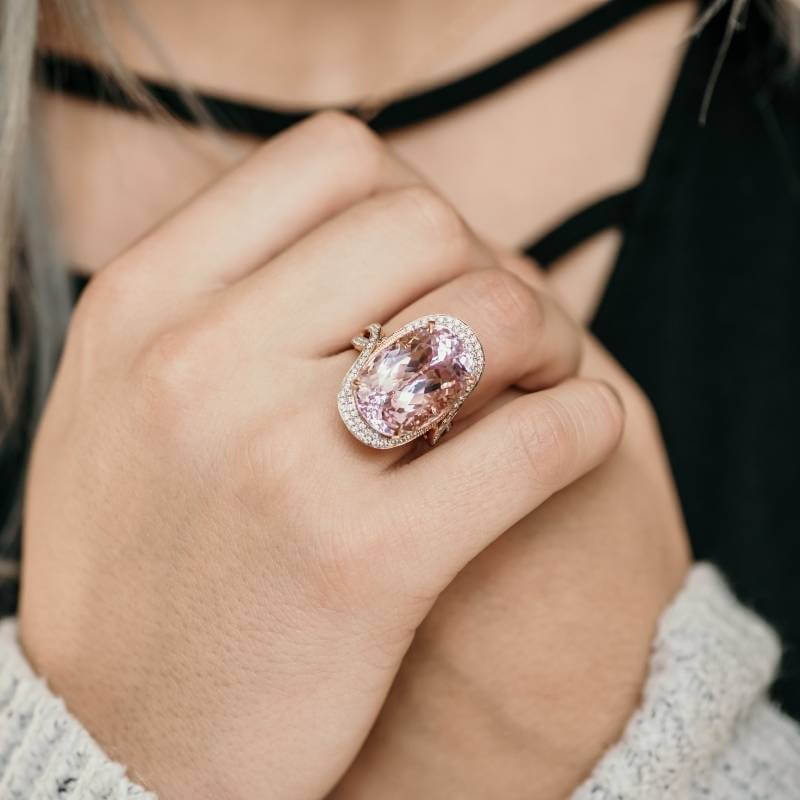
0;0;799;539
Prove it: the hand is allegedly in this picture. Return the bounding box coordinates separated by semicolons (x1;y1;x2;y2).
331;253;690;800
19;113;624;800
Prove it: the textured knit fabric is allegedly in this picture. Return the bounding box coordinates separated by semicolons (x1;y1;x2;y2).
0;565;798;798
573;564;800;799
0;620;154;799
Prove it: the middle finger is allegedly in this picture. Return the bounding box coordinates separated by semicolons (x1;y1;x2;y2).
219;184;495;355
324;267;582;467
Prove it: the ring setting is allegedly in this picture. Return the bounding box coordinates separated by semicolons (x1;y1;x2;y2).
338;314;484;449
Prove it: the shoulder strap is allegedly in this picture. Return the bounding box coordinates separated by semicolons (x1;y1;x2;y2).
524;186;639;267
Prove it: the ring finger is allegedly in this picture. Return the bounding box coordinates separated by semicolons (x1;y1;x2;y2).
327;267;582;465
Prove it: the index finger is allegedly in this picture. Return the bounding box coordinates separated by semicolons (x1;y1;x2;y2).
109;111;425;294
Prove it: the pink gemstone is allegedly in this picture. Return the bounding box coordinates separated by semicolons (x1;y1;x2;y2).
353;321;476;438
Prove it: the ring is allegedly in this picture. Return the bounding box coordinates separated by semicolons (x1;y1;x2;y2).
338;314;484;449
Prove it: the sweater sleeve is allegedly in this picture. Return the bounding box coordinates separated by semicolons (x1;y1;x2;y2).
573;563;800;799
0;619;154;799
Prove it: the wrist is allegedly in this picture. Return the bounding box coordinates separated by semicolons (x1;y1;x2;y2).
18;602;227;799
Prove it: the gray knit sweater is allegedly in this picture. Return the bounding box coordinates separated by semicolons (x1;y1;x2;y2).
1;564;798;798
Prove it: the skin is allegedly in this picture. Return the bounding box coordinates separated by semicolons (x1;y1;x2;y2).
26;1;692;797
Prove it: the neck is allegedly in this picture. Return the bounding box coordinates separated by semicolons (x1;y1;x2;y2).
46;0;600;107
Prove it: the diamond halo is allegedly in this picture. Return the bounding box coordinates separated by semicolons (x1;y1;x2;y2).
337;314;485;449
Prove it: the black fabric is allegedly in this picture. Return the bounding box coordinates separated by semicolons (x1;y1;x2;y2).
524;186;640;266
3;0;798;724
591;5;800;716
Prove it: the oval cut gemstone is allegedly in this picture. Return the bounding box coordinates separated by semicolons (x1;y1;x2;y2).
352;321;476;438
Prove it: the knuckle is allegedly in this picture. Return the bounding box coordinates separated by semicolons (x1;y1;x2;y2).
127;323;236;460
471;269;542;339
394;184;466;253
307;109;382;174
506;395;580;489
132;325;209;417
65;267;144;363
70;267;132;336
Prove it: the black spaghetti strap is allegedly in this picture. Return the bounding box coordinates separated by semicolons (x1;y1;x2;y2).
36;54;310;136
523;186;639;268
36;0;665;137
369;0;665;132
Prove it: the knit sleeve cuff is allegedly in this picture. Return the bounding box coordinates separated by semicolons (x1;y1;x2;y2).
573;562;800;799
0;618;155;799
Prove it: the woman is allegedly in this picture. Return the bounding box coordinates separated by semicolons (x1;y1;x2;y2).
1;0;799;797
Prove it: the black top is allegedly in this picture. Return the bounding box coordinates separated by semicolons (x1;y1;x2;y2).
4;0;800;720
